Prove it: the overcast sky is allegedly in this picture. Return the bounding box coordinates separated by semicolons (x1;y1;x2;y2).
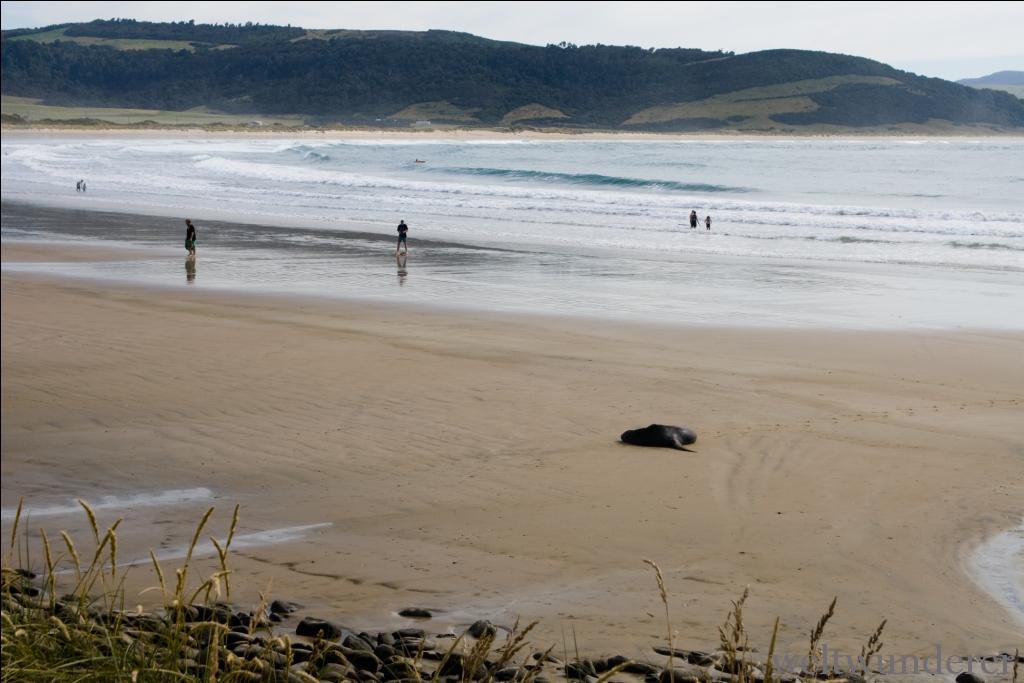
3;1;1022;81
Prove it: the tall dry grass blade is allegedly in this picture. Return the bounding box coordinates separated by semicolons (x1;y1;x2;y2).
1012;649;1018;683
149;551;167;604
764;617;780;683
522;645;556;683
85;529;113;576
221;504;240;600
226;504;240;547
8;498;24;553
78;499;100;545
807;597;837;676
496;620;538;668
644;559;675;682
40;528;58;610
60;530;83;581
718;587;750;683
858;619;886;676
463;627;496;682
429;632;466;683
181;507;215;583
595;661;633;683
108;519;123;579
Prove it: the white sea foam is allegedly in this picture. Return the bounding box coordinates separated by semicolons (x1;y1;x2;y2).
1;488;215;521
50;522;335;575
969;521;1024;627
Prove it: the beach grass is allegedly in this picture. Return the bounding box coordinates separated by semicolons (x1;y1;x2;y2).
0;498;906;683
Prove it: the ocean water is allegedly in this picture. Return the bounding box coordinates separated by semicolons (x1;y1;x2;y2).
2;135;1023;328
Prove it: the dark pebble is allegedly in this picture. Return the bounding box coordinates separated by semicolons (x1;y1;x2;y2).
566;661;598;680
270;599;301;616
344;634;376;652
659;667;709;683
494;667;521;681
468;619;496;639
399;608;433;619
343;649;381;673
295;616;342;641
380;656;420;681
437;654;465;677
392;628;426;640
606;656;660;676
375;643;398;660
320;662;354;683
956;674;986;683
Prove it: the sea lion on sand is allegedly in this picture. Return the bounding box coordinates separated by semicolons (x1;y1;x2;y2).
620;424;697;451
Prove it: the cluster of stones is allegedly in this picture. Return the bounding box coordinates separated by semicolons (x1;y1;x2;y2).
3;571;1021;683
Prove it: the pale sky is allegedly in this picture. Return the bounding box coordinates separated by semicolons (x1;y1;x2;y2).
2;1;1022;81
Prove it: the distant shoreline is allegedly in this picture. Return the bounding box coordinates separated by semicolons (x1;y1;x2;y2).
4;124;1024;140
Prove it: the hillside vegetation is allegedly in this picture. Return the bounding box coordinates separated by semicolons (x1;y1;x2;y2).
3;19;1023;131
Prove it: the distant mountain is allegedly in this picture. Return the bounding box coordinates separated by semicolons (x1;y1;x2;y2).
958;71;1024;86
3;19;1023;131
958;71;1024;100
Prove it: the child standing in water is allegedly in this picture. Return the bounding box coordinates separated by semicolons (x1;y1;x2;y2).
185;219;197;258
705;215;712;231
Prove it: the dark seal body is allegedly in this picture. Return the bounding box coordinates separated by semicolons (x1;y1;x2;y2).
620;424;697;450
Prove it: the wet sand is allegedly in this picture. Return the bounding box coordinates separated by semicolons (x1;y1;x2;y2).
1;245;1022;658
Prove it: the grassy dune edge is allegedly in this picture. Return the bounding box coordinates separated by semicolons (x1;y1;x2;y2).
12;501;1010;683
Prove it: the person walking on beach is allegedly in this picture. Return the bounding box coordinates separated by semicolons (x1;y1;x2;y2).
705;215;712;231
185;218;197;258
396;220;409;255
76;180;82;192
689;210;698;229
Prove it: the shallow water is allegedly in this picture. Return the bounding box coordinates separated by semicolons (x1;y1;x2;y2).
2;135;1023;328
970;521;1024;628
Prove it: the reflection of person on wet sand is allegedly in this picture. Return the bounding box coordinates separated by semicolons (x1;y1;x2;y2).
185;258;196;283
397;252;408;286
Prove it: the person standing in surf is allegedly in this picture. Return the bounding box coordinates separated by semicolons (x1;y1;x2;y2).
705;215;712;231
689;210;698;229
396;220;409;255
185;218;197;258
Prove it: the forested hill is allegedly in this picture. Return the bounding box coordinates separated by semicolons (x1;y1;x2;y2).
4;19;1023;131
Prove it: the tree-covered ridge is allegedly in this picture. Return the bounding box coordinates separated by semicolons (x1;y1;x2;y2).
21;18;306;45
3;20;1023;130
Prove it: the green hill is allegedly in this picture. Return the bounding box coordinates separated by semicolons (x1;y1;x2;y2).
3;19;1023;131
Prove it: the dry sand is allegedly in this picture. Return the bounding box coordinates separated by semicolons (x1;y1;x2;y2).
2;244;1022;659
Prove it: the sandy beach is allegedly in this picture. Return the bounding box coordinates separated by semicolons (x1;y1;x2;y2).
2;243;1021;659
